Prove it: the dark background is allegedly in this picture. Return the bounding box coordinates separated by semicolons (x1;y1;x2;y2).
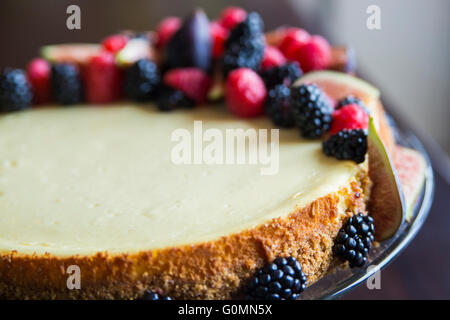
1;0;449;299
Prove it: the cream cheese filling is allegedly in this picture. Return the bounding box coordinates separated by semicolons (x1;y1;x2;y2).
0;105;362;256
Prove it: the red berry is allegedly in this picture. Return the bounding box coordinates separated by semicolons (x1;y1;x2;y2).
27;58;51;104
261;45;287;70
163;68;212;104
210;21;229;59
156;16;181;48
102;34;129;53
292;35;331;73
225;68;267;118
278;28;310;59
330;104;369;134
85;51;123;103
219;6;247;30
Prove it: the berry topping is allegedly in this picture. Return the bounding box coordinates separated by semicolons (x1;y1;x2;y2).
260;62;302;89
124;59;160;102
157;85;195;112
260;45;287;71
265;85;294;127
334;213;375;268
219;6;247;30
278;27;310;60
85;51;123;103
163;68;211;104
225;68;267;118
292;35;331;73
0;68;33;112
51;63;83;105
330;104;369;134
336;95;367;110
156;16;181;48
322;129;368;163
210;21;229;59
245;256;307;300
166;10;211;71
26;58;51;104
291;83;333;138
222;12;265;76
101;34;129;53
140;290;172;300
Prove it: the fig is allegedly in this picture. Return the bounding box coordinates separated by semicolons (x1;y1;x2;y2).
328;46;357;74
116;38;155;68
40;43;100;65
393;146;427;221
368;117;405;240
165;9;211;71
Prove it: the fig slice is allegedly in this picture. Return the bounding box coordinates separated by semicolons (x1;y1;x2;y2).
393;146;427;221
368;117;405;240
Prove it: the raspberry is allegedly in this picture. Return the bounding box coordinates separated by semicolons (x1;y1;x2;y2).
261;46;287;71
26;58;51;104
210;21;229;59
156;16;181;48
278;28;310;60
85;51;122;103
163;68;211;104
292;35;331;73
219;6;247;30
330;104;369;134
225;68;267;118
102;34;129;53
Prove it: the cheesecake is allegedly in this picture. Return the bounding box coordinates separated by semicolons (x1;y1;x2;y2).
0;6;413;300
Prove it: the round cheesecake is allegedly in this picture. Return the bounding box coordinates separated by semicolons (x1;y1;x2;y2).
0;103;374;299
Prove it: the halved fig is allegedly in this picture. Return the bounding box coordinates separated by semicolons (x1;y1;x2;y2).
368;117;405;240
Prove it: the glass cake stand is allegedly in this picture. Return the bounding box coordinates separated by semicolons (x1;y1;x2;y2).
299;128;435;300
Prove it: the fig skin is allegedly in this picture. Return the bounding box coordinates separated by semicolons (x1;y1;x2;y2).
165;9;212;71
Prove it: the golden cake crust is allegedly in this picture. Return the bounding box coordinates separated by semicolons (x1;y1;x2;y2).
0;172;369;300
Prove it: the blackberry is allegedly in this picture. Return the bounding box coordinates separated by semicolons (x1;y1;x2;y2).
245;256;307;300
322;129;367;163
260;62;302;89
222;12;265;76
264;85;294;127
336;95;369;114
291;84;333;138
0;68;33;112
140;290;172;300
157;85;194;111
334;213;375;268
51;63;83;105
125;59;160;102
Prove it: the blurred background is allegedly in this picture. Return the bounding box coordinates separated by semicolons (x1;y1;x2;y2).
1;0;449;299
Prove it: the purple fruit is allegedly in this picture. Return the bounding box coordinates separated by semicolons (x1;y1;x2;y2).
165;9;211;71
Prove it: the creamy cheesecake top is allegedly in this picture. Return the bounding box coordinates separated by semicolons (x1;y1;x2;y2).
0;105;362;256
